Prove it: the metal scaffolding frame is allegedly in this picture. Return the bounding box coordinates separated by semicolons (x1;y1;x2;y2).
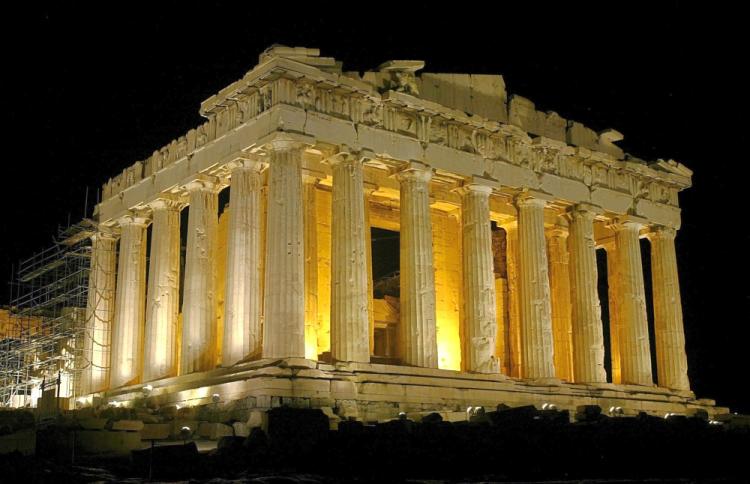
0;219;99;408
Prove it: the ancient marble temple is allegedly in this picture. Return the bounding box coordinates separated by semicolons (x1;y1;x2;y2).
80;46;722;419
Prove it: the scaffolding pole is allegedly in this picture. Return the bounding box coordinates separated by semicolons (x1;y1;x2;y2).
0;219;103;409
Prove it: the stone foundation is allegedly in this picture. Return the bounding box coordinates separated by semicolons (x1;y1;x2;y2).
100;358;725;420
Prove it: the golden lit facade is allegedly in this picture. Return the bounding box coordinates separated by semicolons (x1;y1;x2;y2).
79;46;720;419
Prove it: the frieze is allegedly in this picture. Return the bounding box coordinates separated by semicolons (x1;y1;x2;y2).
101;69;690;211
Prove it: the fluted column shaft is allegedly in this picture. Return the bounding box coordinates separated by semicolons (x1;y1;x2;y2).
181;179;219;374
460;185;498;373
110;215;149;388
330;155;370;362
568;207;607;383
223;161;265;367
547;228;574;381
605;244;622;384
613;221;653;385
82;231;117;394
502;222;522;377
302;175;320;360
397;164;438;368
648;226;690;390
516;196;555;379
263;141;305;358
143;199;182;381
364;187;376;355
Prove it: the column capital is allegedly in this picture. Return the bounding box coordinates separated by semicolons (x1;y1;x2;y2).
566;203;603;218
457;183;493;198
646;224;677;241
91;224;119;241
514;191;552;209
117;211;150;228
395;161;432;183
182;175;221;194
226;156;267;173
607;215;648;233
261;132;314;153
147;195;185;212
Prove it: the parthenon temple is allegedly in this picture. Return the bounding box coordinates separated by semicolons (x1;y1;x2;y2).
76;45;721;419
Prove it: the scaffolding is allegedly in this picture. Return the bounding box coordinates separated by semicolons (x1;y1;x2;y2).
0;219;98;409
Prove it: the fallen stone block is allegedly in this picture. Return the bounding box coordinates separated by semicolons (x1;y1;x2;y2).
76;430;142;455
198;422;234;440
111;419;145;431
141;423;171;440
0;428;36;456
79;417;108;430
232;421;250;437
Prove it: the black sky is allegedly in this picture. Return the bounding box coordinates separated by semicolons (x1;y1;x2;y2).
2;2;748;413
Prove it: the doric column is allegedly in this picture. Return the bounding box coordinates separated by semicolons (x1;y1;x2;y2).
647;226;690;391
611;220;653;386
568;205;607;383
459;184;498;373
143;197;183;382
82;229;117;394
604;243;622;384
223;160;265;367
110;213;149;388
501;221;522;377
364;186;376;355
302;174;320;360
263;139;306;358
516;195;555;379
546;227;574;381
397;162;438;368
329;153;370;362
181;178;219;374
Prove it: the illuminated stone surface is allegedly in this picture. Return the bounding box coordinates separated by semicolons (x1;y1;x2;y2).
223;160;264;366
143;197;183;382
70;45;719;418
110;214;149;388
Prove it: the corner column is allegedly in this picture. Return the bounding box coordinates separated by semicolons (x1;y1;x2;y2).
460;184;498;373
568;205;607;383
263;139;306;358
647;226;690;391
611;220;653;386
223;160;265;367
110;213;149;388
82;229;117;394
516;195;555;379
143;197;183;381
329;153;370;362
397;162;438;368
181;178;220;374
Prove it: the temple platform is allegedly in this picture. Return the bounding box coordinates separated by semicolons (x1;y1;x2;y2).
99;359;726;420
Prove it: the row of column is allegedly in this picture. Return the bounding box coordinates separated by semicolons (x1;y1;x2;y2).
83;144;690;393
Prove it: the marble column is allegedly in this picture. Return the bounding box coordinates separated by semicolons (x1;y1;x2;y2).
612;220;653;386
143;198;182;382
648;226;690;391
547;227;574;381
502;221;522;378
568;206;607;383
460;184;498;373
516;196;555;379
82;230;117;394
222;160;265;367
605;244;622;384
110;214;149;388
302;174;319;360
263;140;306;358
330;154;370;362
181;178;219;374
397;163;438;368
364;186;376;355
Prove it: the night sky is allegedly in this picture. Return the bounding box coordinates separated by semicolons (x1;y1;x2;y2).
3;3;747;413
